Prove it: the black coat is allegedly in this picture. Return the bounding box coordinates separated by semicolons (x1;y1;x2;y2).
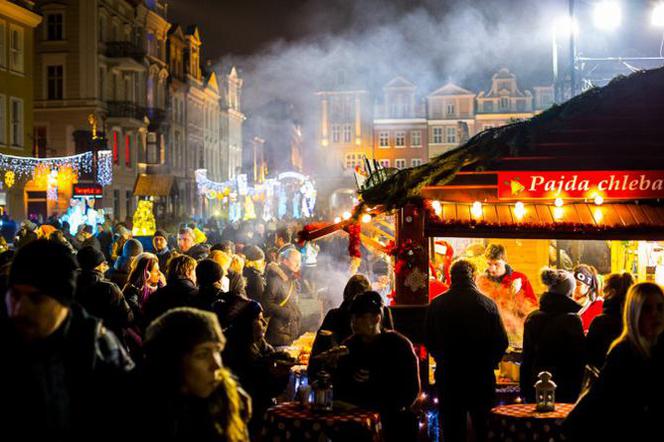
0;304;134;441
76;269;133;340
142;278;198;330
263;263;301;346
243;266;265;304
585;296;623;369
564;340;658;441
195;285;224;311
155;248;173;273
81;236;102;252
424;280;508;406
521;292;585;403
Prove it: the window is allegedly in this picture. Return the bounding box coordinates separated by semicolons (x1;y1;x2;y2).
516;99;526;112
378;159;390;168
126;190;133;218
446;127;456;144
411;159;422;167
125;134;131;167
46;13;64;41
410;130;421;147
395;131;405;148
34;126;48;157
0;95;5;144
344;153;365;169
9;26;23;72
484;101;494;112
343;124;352;143
10;97;23;147
446;102;455;116
331;124;340;143
379;131;389;148
99;68;105;100
112;131;119;165
395;159;406;169
500;97;509;110
432;127;443;144
0;21;6;68
47;65;63;100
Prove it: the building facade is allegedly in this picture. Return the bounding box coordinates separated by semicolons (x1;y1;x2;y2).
426;83;475;159
219;66;243;180
0;0;41;218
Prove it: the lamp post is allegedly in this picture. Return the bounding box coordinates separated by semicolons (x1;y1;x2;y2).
568;0;577;97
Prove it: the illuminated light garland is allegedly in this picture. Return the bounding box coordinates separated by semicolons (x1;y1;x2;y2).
4;171;14;188
132;200;156;236
97;151;113;186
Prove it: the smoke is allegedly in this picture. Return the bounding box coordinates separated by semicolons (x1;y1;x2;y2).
217;0;559;171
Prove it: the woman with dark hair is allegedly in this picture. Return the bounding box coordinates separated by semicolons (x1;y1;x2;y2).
123;253;164;322
573;264;603;333
585;272;635;369
132;307;250;441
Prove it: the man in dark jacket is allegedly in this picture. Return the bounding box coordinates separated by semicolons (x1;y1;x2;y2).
0;240;134;441
194;259;225;310
152;229;172;271
264;247;302;346
75;246;133;341
425;259;508;442
521;268;585;404
177;227;209;261
142;254;198;329
243;245;266;303
80;224;102;251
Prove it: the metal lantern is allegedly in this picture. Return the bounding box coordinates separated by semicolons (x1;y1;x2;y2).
311;370;334;412
535;371;557;412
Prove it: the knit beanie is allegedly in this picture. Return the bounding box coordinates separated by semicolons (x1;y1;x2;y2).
122;238;144;258
541;268;576;297
243;245;265;262
153;229;168;240
9;240;79;306
77;246;106;270
196;259;224;287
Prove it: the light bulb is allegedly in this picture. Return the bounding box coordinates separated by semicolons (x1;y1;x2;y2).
554;197;564;207
471;201;482;218
342;211;352;220
514;201;526;220
361;213;372;223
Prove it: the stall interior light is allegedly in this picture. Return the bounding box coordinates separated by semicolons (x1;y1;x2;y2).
594;195;604;205
652;3;664;27
553;206;564;220
554;197;564;207
361;213;372;223
432;200;442;216
342;211;352;220
471;201;483;218
514;201;526;220
593;208;604;223
593;1;622;31
334;216;341;224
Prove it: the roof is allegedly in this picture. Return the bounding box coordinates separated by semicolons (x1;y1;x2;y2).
428;83;474;97
133;174;174;197
360;67;664;210
384;76;416;89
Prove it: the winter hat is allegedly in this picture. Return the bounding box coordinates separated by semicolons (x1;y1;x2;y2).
122;238;144;258
153;229;168;240
243;245;265;262
116;225;130;237
23;220;37;232
541;268;576;297
350;290;384;316
77;246;106;270
9;240;78;306
196;259;224;287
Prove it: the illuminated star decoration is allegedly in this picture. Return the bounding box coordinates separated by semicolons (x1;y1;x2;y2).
404;267;427;292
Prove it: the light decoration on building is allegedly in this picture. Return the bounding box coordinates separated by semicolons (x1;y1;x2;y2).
361;213;372;223
132;199;156;236
4;171;14;189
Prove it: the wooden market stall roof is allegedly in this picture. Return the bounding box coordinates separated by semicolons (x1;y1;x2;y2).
133;174;174;197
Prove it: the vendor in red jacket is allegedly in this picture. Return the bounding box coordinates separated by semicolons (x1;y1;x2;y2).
573;264;603;333
477;243;537;346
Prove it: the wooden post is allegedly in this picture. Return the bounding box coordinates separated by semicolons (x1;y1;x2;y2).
394;202;429;305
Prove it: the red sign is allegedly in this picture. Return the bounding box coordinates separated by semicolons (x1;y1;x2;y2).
497;170;664;200
73;183;103;198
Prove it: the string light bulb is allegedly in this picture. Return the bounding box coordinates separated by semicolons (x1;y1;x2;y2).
594;195;604;205
554;197;564;207
361;213;372;223
593;208;603;223
334;216;341;224
432;200;442;216
342;211;352;220
514;201;526;220
471;201;482;218
553;206;564;220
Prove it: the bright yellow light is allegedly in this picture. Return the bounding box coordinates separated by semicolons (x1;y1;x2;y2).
554;197;564;207
471;201;482;218
553;206;564;220
361;213;372;223
514;201;526;220
593;208;603;223
342;211;352;220
594;195;604;206
334;216;341;224
431;200;442;216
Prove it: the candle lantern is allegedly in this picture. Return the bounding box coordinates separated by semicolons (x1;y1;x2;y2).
311;370;334;412
535;371;556;412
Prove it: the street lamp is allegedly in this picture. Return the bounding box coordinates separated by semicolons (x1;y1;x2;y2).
652;3;664;27
593;1;622;31
552;16;579;102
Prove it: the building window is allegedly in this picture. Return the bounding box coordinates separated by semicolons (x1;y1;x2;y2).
517;99;526;112
47;65;64;100
331;124;340;143
99;68;105;100
483;101;494;112
10;97;23;147
500;97;509;110
9;26;24;73
112;131;119;165
125;134;131;167
432;127;443;144
395;131;405;148
379;131;389;148
446;127;456;144
395;159;406;169
344;153;365;169
411;159;422;167
0;21;6;68
446;102;455;116
378;159;390;168
46;13;64;41
410;130;421;147
0;95;5;145
126;190;133;218
34;126;48;157
343;124;352;143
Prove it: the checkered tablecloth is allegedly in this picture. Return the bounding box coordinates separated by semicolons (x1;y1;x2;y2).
260;402;382;442
488;403;574;441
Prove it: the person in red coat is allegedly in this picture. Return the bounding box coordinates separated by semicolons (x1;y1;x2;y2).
477;243;537;347
573;264;603;333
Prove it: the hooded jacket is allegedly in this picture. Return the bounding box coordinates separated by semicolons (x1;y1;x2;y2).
76;269;133;340
263;262;301;346
521;291;585;403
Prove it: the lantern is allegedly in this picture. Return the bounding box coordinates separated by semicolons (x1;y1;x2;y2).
311;370;334;412
535;371;556;412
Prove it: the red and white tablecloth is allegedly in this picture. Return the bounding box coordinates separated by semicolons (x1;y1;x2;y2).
488;403;574;441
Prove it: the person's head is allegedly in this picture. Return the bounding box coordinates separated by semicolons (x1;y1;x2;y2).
212;240;235;255
122;238;144;259
243;245;265;271
209;250;232;273
144;307;225;398
603;272;635;305
255;223;265;236
279;247;301;274
153;230;168;252
196;259;224;288
49;229;66;243
274;227;290;248
541;268;576;297
6;240;78;341
450;259;477;285
168;254;197;285
342;274;372;304
82;224;94;238
485;243;507;278
128;253;160;288
229;254;245;275
350;291;384;338
177;228;195;253
77;246;108;274
573;264;599;303
614;282;664;357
